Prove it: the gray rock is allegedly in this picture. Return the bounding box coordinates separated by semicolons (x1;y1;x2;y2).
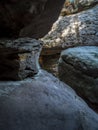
42;5;98;55
58;46;98;103
0;70;98;130
0;38;43;80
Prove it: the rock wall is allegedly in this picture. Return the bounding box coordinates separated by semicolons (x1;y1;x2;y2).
42;2;98;55
0;0;65;38
0;37;98;130
58;46;98;104
0;38;43;80
61;0;98;15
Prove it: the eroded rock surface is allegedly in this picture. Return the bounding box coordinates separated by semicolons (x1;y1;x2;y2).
61;0;98;15
42;5;98;55
0;70;98;130
58;46;98;104
0;38;43;80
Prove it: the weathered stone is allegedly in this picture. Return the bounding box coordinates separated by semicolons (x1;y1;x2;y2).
0;0;65;38
61;0;98;15
42;5;98;55
58;46;98;103
0;38;43;80
0;70;98;130
40;54;60;76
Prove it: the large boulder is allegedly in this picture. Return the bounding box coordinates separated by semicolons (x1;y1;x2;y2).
41;5;98;55
0;38;43;80
0;70;98;130
0;0;65;38
58;46;98;104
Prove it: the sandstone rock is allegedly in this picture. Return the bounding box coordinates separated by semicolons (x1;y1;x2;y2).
42;5;98;55
61;0;98;15
40;54;60;76
0;70;98;130
58;46;98;103
0;0;65;38
0;38;43;80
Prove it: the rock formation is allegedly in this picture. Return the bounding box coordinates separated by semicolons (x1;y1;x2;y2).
0;0;65;38
61;0;98;15
0;37;98;130
42;3;98;55
0;1;98;130
58;46;98;104
0;69;98;130
0;38;43;80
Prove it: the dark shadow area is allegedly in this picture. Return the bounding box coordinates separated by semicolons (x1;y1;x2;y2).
0;51;20;80
0;0;65;39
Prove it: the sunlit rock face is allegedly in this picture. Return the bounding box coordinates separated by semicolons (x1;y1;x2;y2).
61;0;98;15
0;70;98;130
42;5;98;55
0;0;65;38
58;46;98;104
0;38;43;80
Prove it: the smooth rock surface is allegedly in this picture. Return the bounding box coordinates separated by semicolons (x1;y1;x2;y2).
0;38;43;80
58;46;98;103
0;70;98;130
42;5;98;55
